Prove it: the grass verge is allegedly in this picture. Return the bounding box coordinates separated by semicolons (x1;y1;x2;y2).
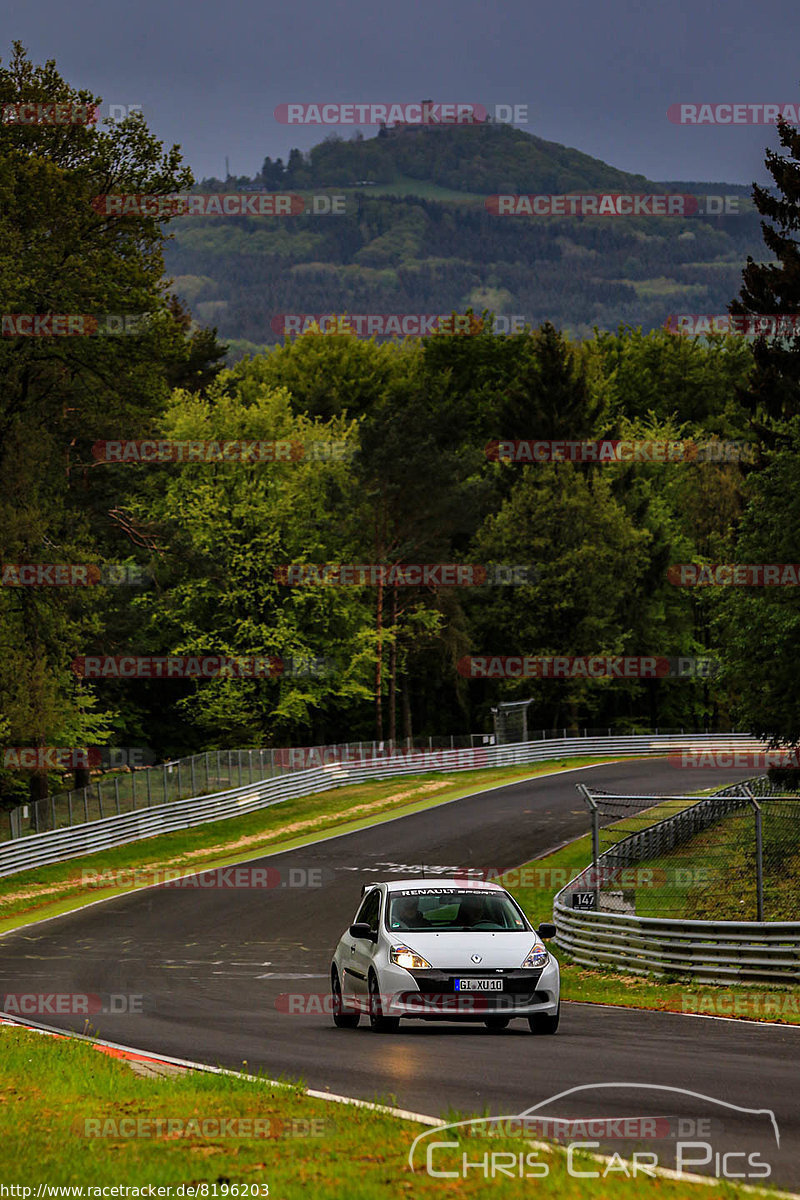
0;1023;788;1197
0;757;621;935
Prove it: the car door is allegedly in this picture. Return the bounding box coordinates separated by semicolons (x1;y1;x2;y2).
346;887;381;1007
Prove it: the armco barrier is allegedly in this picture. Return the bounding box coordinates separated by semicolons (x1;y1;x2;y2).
553;907;800;985
555;777;800;983
0;733;767;879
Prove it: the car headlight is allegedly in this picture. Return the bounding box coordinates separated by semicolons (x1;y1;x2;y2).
521;942;549;969
390;944;432;970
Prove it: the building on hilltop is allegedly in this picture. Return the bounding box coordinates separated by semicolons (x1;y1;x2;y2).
380;100;492;137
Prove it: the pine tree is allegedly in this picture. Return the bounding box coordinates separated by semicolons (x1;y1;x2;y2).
730;113;800;440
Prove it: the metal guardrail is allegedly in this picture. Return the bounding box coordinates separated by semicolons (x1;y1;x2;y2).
555;777;800;983
0;733;767;879
553;908;800;985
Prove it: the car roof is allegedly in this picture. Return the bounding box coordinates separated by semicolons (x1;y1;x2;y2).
377;878;506;893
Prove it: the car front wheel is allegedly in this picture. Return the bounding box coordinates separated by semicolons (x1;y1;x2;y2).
368;972;400;1033
528;1003;559;1035
331;967;359;1028
484;1017;510;1031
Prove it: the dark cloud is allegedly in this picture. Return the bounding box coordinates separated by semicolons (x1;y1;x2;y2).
4;0;797;182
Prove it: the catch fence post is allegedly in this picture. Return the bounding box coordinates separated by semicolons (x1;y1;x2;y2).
743;784;764;921
577;783;600;910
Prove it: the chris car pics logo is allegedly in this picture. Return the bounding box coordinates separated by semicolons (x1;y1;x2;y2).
408;1084;779;1182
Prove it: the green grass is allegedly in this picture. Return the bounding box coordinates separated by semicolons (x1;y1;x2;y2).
0;757;623;934
0;1024;786;1196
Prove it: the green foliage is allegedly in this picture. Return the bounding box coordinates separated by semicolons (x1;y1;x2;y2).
123;371;371;744
0;43;226;802
714;113;800;745
716;418;800;743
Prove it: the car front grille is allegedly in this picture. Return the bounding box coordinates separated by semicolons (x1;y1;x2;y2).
399;968;549;1011
406;968;544;995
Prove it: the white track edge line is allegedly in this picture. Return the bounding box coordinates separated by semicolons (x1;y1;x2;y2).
565;1000;800;1027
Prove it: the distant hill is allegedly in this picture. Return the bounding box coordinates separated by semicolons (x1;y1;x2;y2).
163;124;765;354
285;122;655;193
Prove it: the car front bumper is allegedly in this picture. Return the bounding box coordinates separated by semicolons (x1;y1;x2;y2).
376;959;560;1019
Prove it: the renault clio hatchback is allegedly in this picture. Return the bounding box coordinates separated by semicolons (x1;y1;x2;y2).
330;878;560;1033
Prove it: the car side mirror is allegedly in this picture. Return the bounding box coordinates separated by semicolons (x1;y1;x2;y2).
537;922;557;940
350;922;378;942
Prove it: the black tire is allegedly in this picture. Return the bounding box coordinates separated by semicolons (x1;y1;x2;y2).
484;1017;510;1031
331;967;359;1028
368;973;400;1033
528;1003;560;1035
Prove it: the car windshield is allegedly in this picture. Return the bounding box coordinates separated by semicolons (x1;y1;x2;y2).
386;889;530;932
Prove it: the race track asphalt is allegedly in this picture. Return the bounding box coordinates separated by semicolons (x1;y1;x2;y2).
1;759;796;1188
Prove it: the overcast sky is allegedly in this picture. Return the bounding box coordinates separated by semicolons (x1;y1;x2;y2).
5;0;799;184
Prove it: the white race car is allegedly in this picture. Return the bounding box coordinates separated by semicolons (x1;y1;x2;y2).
330;878;560;1033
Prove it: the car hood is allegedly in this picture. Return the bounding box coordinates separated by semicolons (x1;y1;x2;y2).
388;931;542;969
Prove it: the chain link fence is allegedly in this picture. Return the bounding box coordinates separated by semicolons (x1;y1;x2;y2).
3;735;482;841
491;699;730;745
572;778;800;921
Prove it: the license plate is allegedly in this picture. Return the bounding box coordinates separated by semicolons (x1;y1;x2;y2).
455;978;503;991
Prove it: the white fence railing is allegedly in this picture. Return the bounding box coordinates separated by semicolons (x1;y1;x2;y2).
0;733;767;879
